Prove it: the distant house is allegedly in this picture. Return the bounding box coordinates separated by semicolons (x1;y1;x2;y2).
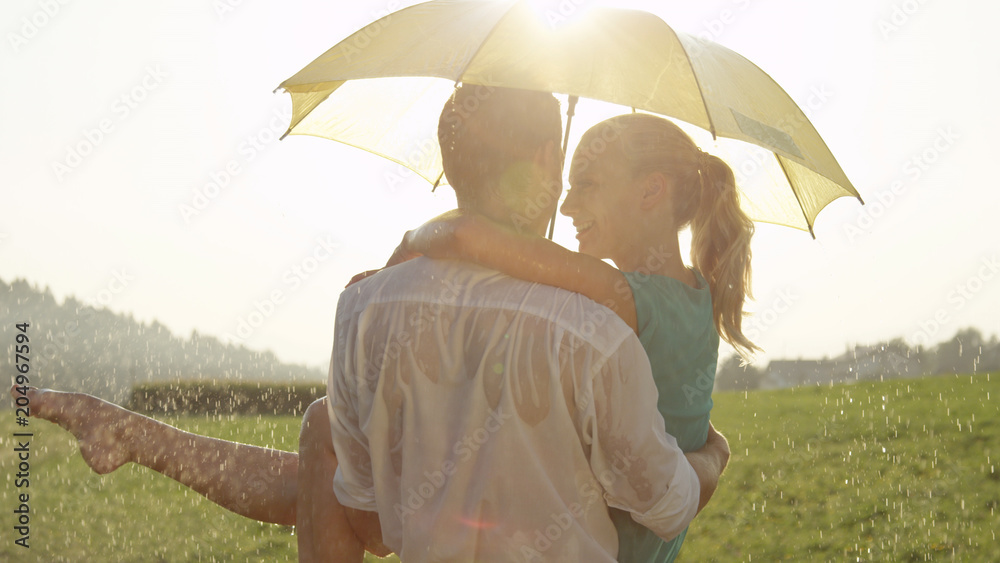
762;345;926;389
841;344;924;381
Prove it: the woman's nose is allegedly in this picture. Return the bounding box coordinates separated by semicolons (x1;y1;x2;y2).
560;187;578;217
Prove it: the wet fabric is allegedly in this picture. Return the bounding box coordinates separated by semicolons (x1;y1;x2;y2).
328;258;700;562
612;270;720;563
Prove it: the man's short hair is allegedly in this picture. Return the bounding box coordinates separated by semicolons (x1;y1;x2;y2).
438;84;561;205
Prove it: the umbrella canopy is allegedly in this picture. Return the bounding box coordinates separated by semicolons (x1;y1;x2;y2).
278;0;862;235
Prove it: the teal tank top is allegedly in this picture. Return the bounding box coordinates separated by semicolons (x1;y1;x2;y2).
611;270;719;563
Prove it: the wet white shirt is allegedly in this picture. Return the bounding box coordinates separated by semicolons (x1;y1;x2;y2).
328;258;699;562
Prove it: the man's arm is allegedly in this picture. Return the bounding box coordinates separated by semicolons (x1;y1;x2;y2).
402;212;640;331
584;335;703;542
684;423;730;514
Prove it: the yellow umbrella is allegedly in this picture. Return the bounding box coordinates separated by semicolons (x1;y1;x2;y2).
278;0;862;236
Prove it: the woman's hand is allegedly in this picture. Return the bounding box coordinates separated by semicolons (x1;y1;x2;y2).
348;210;472;288
405;209;471;260
384;231;422;268
345;269;382;288
684;423;730;515
384;208;470;269
705;423;731;472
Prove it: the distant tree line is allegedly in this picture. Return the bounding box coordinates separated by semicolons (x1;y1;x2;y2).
1;278;324;405
4;276;994;402
716;327;1000;392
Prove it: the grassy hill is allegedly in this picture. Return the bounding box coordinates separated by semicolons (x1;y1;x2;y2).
683;372;998;561
1;373;996;561
0;278;325;406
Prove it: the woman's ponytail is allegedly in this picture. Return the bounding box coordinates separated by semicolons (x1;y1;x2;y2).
605;113;761;359
690;154;760;359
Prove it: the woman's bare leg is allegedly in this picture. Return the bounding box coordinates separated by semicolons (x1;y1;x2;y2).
16;387;388;557
296;397;367;561
18;387;298;525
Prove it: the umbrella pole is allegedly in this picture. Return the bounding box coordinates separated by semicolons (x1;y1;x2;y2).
547;95;578;240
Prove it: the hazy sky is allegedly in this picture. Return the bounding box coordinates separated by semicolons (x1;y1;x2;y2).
3;0;997;372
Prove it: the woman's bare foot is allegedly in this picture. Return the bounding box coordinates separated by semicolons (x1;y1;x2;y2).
12;387;134;474
10;387;304;527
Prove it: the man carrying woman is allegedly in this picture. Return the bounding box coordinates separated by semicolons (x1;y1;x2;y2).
20;83;744;561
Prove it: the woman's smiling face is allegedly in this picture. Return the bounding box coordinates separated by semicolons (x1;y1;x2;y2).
561;131;643;265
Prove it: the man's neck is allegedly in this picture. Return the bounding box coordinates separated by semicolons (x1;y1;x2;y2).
458;194;547;237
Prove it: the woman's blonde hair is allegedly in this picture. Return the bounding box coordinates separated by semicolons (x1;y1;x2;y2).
597;113;760;359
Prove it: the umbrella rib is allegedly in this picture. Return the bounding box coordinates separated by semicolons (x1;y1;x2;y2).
675;38;718;140
454;0;521;84
774;155;816;239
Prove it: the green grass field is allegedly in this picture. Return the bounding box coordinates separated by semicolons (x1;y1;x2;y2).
684;373;998;562
2;373;997;562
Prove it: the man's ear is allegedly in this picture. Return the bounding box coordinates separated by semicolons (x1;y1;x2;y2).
640;172;670;209
534;139;563;175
